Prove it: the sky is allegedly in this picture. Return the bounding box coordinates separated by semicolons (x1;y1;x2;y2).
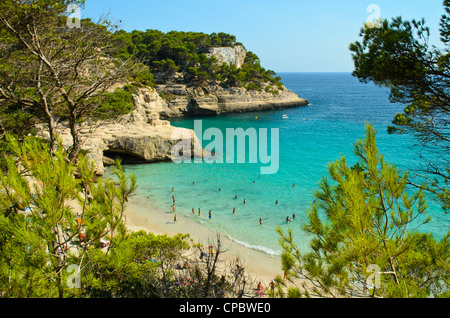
82;0;446;72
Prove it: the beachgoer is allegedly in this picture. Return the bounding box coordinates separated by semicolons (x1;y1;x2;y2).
235;195;238;199
292;213;296;220
243;199;246;204
218;188;221;191
173;204;176;212
275;200;279;204
292;184;296;187
198;208;201;216
172;187;174;192
174;213;178;223
172;195;175;203
233;207;236;214
192;208;195;214
259;218;263;225
257;282;263;291
209;210;212;219
269;280;275;292
286;216;290;223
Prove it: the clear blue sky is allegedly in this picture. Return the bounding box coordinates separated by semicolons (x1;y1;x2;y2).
82;0;445;72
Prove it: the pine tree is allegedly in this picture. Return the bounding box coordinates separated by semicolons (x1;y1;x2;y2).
0;134;136;297
277;124;450;298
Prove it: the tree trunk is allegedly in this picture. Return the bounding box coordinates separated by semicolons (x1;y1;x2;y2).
68;108;80;162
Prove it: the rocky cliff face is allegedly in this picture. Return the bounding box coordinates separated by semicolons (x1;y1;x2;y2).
205;45;246;68
156;83;308;118
39;79;308;176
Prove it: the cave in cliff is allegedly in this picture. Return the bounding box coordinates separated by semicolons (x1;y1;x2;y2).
103;150;149;166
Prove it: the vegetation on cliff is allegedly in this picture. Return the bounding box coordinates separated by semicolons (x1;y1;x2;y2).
113;29;284;90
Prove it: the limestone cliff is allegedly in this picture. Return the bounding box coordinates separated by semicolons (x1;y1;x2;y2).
37;86;205;176
37;81;308;176
205;45;247;68
156;83;308;118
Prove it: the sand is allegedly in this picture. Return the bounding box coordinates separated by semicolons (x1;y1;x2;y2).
124;199;286;289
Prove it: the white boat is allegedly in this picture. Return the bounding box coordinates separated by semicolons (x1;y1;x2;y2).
281;115;288;119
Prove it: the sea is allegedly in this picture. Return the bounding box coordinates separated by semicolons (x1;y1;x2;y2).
105;72;450;256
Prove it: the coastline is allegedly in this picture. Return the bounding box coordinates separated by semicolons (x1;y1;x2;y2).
124;197;285;288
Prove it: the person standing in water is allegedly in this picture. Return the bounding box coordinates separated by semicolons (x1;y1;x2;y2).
233;207;236;214
174;213;178;223
259;218;263;225
209;210;212;219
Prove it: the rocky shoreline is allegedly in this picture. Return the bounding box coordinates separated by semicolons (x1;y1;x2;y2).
42;83;308;176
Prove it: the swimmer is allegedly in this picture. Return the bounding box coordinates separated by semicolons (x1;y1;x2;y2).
259;218;263;225
233;207;236;214
275;200;279;204
172;187;174;192
235;195;238;199
292;184;296;187
293;213;296;220
218;188;221;191
243;199;246;204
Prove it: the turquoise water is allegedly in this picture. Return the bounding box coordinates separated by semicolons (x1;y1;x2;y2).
106;72;449;255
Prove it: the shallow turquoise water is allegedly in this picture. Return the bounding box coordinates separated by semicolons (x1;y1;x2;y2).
106;72;449;255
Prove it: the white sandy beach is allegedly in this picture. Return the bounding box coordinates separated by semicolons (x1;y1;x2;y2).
124;198;286;290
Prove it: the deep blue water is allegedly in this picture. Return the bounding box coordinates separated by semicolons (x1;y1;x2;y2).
106;72;449;255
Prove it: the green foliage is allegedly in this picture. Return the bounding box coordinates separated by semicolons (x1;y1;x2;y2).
94;88;135;120
277;124;450;298
112;29;283;89
82;231;191;298
350;2;450;212
0;134;136;297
